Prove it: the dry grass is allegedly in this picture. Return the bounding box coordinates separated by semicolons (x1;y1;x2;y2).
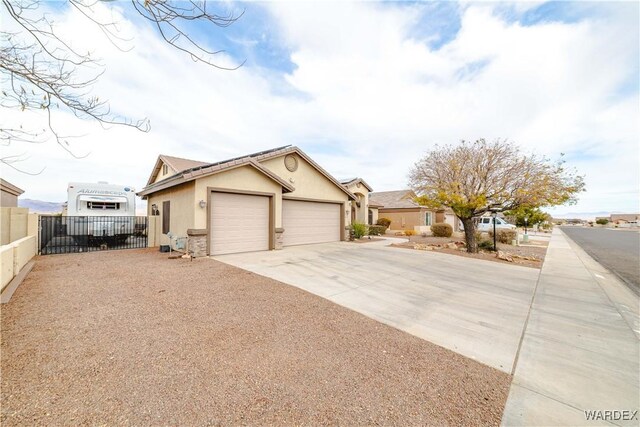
2;249;511;426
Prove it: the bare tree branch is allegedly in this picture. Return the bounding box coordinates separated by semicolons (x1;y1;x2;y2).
1;0;242;170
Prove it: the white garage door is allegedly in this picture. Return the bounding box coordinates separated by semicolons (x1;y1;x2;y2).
283;200;341;246
210;192;270;255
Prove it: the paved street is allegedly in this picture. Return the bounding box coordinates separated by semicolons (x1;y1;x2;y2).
561;227;640;295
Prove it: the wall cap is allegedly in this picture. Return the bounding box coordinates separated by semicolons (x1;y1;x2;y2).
187;228;207;236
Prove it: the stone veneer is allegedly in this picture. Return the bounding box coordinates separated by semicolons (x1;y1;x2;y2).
187;229;207;257
275;228;284;250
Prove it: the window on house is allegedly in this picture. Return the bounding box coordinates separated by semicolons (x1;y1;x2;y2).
162;201;170;234
425;212;432;226
87;201;120;210
162;164;168;175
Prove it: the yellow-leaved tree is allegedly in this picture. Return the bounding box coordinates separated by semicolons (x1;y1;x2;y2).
409;139;585;253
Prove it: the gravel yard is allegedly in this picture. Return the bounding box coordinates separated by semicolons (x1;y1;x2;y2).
2;249;510;426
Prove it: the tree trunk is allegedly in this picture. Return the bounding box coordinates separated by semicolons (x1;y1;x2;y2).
461;217;478;253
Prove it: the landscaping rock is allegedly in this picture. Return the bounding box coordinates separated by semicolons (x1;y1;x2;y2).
414;244;434;251
496;250;514;262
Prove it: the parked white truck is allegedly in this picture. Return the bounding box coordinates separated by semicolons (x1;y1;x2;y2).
65;182;137;246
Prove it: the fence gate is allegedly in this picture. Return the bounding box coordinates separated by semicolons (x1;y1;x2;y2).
39;216;148;255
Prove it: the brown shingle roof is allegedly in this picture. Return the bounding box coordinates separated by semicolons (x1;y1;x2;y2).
160;155;209;174
369;190;420;209
139;146;355;200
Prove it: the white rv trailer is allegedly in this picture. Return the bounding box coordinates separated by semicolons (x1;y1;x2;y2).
66;182;137;245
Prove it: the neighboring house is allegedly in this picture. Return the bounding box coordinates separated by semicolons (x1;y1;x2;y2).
369;190;459;233
610;214;639;224
339;178;378;225
138;146;356;256
0;179;24;208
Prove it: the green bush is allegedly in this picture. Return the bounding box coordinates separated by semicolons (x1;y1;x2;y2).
350;221;367;239
595;218;609;225
478;239;495;250
488;229;517;244
376;217;391;229
404;229;416;236
368;225;386;236
431;222;453;237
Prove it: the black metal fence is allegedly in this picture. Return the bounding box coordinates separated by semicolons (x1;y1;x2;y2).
39;216;148;255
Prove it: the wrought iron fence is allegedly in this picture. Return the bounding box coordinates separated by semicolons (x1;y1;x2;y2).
39;216;148;255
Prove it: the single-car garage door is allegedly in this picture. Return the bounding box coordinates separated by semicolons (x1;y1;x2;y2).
210;192;270;255
283;199;341;246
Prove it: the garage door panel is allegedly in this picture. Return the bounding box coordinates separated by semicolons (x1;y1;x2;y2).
210;192;270;255
283;200;340;246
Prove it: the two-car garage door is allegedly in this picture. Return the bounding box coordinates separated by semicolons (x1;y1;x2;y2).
209;193;341;255
282;199;341;247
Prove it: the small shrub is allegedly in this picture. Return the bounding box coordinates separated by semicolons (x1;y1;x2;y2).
431;222;453;237
404;229;416;236
488;229;517;244
478;239;495;250
376;217;391;229
350;221;367;239
368;225;386;236
595;218;609;225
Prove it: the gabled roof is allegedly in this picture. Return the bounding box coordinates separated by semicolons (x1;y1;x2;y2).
250;146;355;200
138;157;295;197
369;190;421;209
340;177;373;192
139;145;356;200
146;155;209;186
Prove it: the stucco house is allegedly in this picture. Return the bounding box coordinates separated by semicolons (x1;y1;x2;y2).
138;146;357;256
339;178;379;225
369;190;459;233
1;179;24;208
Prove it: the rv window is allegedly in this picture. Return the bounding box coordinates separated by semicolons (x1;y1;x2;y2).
162;201;170;234
87;202;120;210
482;218;490;224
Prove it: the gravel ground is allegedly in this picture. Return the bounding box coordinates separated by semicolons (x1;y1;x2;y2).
391;235;547;269
2;249;510;426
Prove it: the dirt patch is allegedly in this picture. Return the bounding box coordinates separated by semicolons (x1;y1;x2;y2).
391;235;547;269
2;249;510;426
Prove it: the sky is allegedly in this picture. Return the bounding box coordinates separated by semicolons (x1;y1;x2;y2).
1;0;638;218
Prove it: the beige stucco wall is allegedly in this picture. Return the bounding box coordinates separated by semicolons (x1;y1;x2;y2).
343;182;372;225
379;208;428;231
261;154;349;203
1;235;36;293
146;181;196;246
0;245;13;291
370;207;379;225
194;165;284;228
1;191;18;208
261;153;351;231
0;207;31;246
153;163;176;184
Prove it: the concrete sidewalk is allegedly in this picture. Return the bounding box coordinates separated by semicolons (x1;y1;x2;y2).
502;229;640;426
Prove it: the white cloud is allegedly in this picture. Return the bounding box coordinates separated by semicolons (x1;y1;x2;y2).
1;1;637;216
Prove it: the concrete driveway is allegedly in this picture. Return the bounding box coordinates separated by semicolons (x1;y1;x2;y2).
215;239;540;373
